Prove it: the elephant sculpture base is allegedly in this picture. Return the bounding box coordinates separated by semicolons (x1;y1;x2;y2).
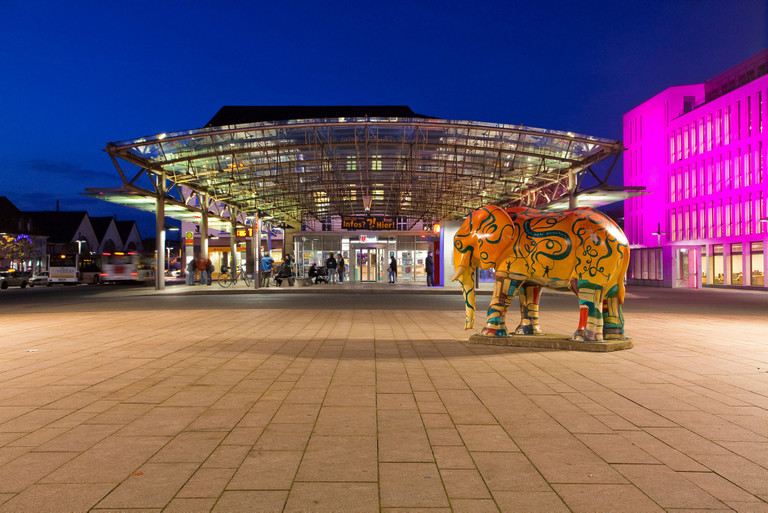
468;334;633;352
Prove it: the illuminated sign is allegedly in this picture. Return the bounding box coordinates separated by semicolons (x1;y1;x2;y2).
236;228;254;237
341;216;396;230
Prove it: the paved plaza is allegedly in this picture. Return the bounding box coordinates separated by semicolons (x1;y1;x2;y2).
0;284;767;512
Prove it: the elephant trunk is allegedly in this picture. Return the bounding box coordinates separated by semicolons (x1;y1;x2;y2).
452;265;476;329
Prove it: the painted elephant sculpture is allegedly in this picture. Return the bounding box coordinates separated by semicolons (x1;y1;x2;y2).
452;206;630;342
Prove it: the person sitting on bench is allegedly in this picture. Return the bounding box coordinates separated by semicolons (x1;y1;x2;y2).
274;256;294;287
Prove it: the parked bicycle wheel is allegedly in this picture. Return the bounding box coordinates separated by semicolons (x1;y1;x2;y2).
218;272;233;287
241;271;251;287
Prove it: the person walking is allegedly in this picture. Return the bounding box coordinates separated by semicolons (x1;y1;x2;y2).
388;256;397;283
205;258;214;285
186;257;196;285
197;256;208;285
260;250;274;287
326;252;337;283
425;251;434;286
337;254;345;283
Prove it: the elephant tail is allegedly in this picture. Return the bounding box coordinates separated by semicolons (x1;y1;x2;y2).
617;246;630;305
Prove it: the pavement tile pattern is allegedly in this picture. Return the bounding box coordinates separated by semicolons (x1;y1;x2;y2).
0;285;767;512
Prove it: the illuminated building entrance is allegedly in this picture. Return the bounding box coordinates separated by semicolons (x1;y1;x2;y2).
295;233;434;283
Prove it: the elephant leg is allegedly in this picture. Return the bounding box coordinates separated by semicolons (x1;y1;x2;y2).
481;271;522;337
603;296;625;339
572;280;604;342
515;284;543;335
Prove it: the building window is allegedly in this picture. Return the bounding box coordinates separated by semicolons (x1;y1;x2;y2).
701;245;708;284
759;91;764;134
746;194;753;235
747;96;752;137
712;244;724;285
690;203;699;239
707;114;713;151
737;100;742;141
724;106;731;145
669;133;675;164
743;148;750;187
725;200;732;237
751;242;764;286
734;197;742;237
715;157;722;192
715;110;722;147
670;209;677;241
731;243;743;285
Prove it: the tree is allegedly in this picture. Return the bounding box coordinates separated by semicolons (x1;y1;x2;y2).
0;234;35;268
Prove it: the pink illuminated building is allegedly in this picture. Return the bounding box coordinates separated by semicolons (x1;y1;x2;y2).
624;49;768;289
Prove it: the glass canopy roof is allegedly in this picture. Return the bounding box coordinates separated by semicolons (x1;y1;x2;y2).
101;116;623;225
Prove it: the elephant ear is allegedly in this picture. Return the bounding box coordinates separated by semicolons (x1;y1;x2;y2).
474;206;516;258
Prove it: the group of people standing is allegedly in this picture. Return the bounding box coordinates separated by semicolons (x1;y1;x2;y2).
325;252;345;283
306;252;346;284
186;255;214;285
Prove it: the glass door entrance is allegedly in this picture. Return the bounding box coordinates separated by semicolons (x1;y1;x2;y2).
676;247;700;288
357;247;384;281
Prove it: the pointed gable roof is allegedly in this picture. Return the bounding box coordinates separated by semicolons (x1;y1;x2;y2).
0;197;21;233
89;216;115;240
115;220;139;244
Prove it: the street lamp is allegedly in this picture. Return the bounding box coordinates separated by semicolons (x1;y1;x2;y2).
651;222;666;247
75;238;87;254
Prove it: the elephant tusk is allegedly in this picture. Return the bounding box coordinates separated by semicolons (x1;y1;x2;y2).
451;266;467;282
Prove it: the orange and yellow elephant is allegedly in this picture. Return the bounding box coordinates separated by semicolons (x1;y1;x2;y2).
452;206;630;342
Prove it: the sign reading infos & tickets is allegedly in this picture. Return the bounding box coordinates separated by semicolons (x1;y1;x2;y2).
341;216;396;230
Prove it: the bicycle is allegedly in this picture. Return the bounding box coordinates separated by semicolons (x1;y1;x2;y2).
217;265;252;288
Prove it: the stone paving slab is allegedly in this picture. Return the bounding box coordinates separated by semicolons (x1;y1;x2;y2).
0;285;767;512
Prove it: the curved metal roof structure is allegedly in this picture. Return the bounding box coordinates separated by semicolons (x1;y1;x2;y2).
99;109;623;227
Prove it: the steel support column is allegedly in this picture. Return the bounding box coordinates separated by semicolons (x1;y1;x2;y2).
200;195;209;259
253;215;261;289
230;214;238;271
155;170;166;291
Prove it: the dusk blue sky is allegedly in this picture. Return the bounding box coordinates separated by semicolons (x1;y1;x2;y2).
1;0;766;236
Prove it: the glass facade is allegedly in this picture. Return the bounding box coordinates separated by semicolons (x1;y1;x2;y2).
624;51;768;289
731;243;743;285
295;233;433;283
751;241;764;286
712;245;724;285
627;247;662;283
